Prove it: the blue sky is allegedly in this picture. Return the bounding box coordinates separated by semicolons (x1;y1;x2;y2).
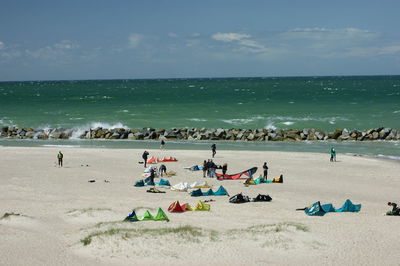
0;0;399;81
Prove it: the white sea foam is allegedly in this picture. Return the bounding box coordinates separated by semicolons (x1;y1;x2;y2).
42;145;80;148
222;119;254;126
69;117;84;120
376;154;400;161
267;116;350;123
222;116;265;127
393;110;400;114
282;121;294;126
69;122;129;140
187;118;207;122
265;123;277;130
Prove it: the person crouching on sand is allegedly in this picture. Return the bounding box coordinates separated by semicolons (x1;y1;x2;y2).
386;202;400;216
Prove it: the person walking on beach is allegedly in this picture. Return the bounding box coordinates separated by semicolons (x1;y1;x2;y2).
142;151;149;168
160;139;165;149
263;162;268;181
57;151;63;167
222;163;228;177
211;144;216;158
330;147;336;162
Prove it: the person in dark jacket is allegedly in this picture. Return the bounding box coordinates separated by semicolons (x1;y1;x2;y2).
263;162;269;181
222;163;228;176
142;151;149;168
159;164;167;177
387;202;400;216
202;160;207;178
211;144;216;158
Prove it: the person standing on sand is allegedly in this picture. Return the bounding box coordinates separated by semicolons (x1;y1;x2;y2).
211;143;216;158
160;139;165;149
222;163;228;177
202;160;207;178
149;167;156;187
57;151;63;167
142;151;149;168
263;162;268;181
330;147;336;162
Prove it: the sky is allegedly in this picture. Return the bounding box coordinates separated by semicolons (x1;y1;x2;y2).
0;0;400;81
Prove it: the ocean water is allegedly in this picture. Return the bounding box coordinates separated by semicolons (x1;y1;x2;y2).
0;76;399;159
1;76;399;130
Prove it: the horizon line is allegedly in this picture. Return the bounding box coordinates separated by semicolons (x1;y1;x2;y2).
1;74;399;83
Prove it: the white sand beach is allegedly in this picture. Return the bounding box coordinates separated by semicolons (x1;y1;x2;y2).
1;146;399;266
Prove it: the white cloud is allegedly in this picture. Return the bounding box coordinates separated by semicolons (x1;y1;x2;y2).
54;40;79;50
128;33;143;48
212;32;269;54
0;41;4;49
25;40;79;61
212;32;250;42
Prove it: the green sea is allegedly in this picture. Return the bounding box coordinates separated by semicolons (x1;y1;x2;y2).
0;76;399;160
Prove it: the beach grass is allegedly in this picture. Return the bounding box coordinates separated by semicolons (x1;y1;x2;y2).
0;212;21;220
81;225;204;246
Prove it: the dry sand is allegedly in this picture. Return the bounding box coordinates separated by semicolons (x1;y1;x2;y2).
0;146;399;266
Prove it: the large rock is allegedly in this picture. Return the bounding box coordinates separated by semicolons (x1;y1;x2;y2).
331;129;342;139
215;128;226;138
385;130;397;140
35;132;48;139
109;132;120;139
379;128;391;139
371;131;379;140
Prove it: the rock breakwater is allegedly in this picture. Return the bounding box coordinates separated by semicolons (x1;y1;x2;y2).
1;126;400;141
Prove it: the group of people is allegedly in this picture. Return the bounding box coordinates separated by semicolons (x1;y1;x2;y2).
202;159;221;178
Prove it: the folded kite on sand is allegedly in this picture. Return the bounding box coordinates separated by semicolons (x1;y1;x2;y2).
229;193;272;203
170;181;212;192
190;185;228;197
134;178;171;187
146;156;178;164
216;167;257;180
124;208;169;222
146;188;166;193
303;199;361;216
168;200;210;212
184;165;204;171
243;176;283;185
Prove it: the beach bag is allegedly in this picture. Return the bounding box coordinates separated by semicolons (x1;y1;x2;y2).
229;193;250;204
253;194;272;202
